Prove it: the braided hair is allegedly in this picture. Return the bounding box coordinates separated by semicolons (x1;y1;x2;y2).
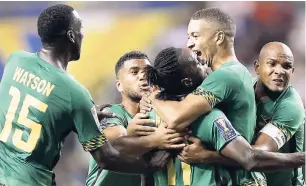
146;47;188;101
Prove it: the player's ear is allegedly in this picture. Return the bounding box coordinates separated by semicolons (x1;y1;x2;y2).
216;31;225;45
67;30;75;43
254;60;260;75
291;67;295;74
181;78;193;88
116;79;123;93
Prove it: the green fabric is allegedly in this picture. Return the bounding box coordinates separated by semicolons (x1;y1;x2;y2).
255;80;305;186
86;104;141;186
151;108;265;186
0;51;102;186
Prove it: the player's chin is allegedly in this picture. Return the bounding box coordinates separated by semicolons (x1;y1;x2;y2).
269;85;285;93
139;88;151;95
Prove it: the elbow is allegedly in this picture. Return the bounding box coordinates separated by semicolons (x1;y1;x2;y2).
167;116;186;131
242;161;257;172
239;152;258;172
97;143;121;169
167;117;180;130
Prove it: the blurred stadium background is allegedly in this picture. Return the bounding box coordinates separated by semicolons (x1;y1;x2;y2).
0;1;304;185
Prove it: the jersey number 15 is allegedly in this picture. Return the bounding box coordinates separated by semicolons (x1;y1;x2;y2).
0;86;48;152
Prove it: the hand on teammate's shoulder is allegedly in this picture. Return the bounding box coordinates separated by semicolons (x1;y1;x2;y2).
95;104;116;121
127;113;156;136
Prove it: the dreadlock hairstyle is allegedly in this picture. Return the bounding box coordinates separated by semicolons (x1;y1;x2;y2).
146;47;188;101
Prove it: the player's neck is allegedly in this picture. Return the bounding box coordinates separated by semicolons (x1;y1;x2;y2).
121;98;140;116
255;80;281;101
211;47;238;71
38;46;70;71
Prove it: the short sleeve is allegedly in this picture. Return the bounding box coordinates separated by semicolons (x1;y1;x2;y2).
100;106;126;130
211;117;241;151
71;86;106;152
191;69;237;108
263;98;305;148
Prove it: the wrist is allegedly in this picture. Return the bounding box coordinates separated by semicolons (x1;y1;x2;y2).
199;150;216;163
145;134;158;149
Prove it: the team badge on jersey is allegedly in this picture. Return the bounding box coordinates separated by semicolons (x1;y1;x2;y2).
214;117;238;141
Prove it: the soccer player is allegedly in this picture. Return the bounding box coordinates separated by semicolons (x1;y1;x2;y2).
86;51;185;186
0;5;151;186
141;8;256;147
176;42;305;186
144;47;305;186
253;42;305;186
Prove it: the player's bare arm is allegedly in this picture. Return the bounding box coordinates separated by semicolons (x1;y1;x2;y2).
89;141;149;174
179;134;305;172
179;128;278;165
104;119;185;157
221;136;305;172
144;91;211;131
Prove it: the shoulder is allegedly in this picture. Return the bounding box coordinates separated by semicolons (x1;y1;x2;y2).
206;66;241;85
9;50;32;58
64;74;91;99
101;104;130;128
6;51;34;64
108;104;127;117
277;86;304;110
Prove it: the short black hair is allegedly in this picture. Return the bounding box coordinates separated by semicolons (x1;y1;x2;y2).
146;47;186;101
191;8;236;37
37;4;75;45
115;51;149;77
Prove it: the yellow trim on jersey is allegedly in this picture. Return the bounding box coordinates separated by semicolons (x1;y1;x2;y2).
192;88;217;108
81;133;107;152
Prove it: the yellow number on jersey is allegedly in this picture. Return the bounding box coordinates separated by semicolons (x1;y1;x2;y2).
0;86;48;152
168;160;191;186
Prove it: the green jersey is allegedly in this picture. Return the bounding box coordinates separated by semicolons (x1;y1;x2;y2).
150;109;266;186
86;104;141;186
0;51;105;186
192;61;256;142
254;80;305;186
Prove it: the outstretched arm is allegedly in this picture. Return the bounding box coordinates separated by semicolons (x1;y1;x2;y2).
179;132;279;166
221;136;305;172
179;122;305;172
